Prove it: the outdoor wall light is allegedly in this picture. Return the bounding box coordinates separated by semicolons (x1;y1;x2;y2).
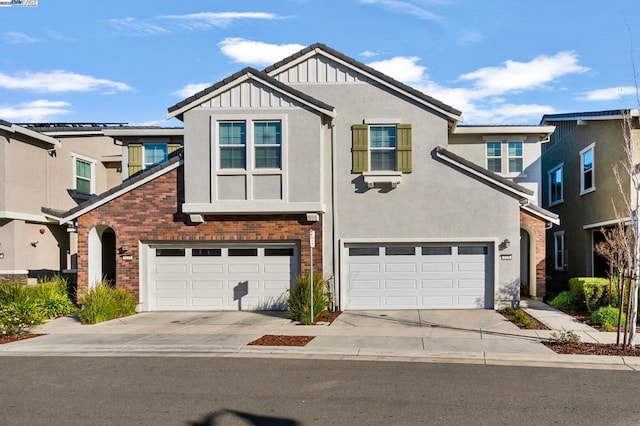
503;239;511;248
119;244;129;253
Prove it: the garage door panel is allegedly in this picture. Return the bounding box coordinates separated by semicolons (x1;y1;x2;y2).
264;280;290;289
192;280;223;290
192;297;225;307
421;262;453;273
264;264;290;273
156;280;188;290
421;279;454;289
228;263;260;273
157;264;187;273
156;297;188;308
192;264;223;273
346;243;491;310
385;280;417;289
385;263;417;273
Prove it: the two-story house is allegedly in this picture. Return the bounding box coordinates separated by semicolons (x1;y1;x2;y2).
46;43;558;311
541;110;640;294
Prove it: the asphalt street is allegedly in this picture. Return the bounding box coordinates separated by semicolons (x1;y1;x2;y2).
2;356;640;425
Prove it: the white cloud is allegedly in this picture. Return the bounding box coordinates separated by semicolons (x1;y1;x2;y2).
107;17;169;36
2;32;39;44
575;86;638;101
162;12;283;29
359;0;441;21
367;56;426;83
171;82;212;98
218;38;305;66
459;51;589;96
0;70;133;94
0;100;72;122
360;50;381;58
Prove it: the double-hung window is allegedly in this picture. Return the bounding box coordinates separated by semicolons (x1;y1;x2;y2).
72;154;95;196
219;122;247;169
486;142;502;173
554;231;565;271
144;143;168;168
351;123;412;174
369;125;397;171
254;121;281;169
507;141;523;173
580;143;595;194
548;164;563;206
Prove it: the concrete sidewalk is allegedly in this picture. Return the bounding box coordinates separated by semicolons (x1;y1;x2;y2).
1;305;638;371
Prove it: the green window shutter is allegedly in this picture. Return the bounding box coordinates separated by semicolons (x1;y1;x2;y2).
167;143;181;154
128;143;143;176
396;124;412;173
352;124;368;173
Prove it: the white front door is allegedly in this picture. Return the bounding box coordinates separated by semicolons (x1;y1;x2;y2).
147;245;297;311
345;244;491;309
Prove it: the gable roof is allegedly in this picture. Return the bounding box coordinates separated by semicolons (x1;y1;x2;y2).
433;146;534;198
0;119;60;147
167;67;336;120
263;43;462;123
43;149;184;224
541;109;640;123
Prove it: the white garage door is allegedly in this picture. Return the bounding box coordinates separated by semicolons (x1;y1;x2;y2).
148;245;297;311
345;244;492;309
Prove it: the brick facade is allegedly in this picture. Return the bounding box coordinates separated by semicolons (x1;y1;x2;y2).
520;209;547;299
76;165;322;300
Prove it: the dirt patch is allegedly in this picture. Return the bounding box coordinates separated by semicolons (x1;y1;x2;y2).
0;333;44;345
248;335;315;346
499;308;549;330
544;342;640;356
314;310;342;324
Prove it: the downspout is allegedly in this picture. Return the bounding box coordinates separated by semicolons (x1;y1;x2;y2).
330;117;340;311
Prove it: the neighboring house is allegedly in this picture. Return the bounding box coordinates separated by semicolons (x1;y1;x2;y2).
0;122;122;282
448;125;558;297
46;43;558;311
541;109;640;293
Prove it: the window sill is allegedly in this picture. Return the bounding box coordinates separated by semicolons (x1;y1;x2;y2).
70;191;93;200
580;187;596;196
362;171;402;188
548;199;564;207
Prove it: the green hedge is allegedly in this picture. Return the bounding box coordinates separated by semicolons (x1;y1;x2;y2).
568;277;615;312
78;283;137;324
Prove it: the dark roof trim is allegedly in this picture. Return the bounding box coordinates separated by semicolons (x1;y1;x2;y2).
43;149;183;223
521;201;560;225
541;109;636;123
433;146;534;197
0;119;60;146
167;67;335;118
264;43;462;119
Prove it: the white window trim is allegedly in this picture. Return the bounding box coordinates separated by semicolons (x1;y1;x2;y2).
579;142;596;195
554;230;565;271
212;114;287;202
507;140;524;174
548;162;564;207
486;141;502;173
143;142;169;169
71;153;96;196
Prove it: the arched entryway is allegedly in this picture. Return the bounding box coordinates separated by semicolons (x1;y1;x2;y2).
520;229;531;296
87;225;117;288
520;227;541;298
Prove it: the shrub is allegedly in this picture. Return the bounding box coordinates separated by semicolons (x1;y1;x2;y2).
591;306;625;331
568;277;613;312
513;309;534;329
0;298;44;336
287;272;331;325
550;329;581;345
32;276;76;318
549;291;578;311
77;283;137;324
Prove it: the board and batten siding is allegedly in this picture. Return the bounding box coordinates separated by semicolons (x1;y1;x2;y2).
197;81;298;109
273;56;366;84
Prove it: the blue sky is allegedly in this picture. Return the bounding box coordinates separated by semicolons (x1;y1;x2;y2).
1;0;639;125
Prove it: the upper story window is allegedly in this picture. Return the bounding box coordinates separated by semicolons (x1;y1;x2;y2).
254;121;281;169
507;141;523;173
370;125;397;171
580;143;595;195
144;143;168;168
219;122;247;169
548;163;564;206
72;154;96;196
351;123;412;174
486;141;502;173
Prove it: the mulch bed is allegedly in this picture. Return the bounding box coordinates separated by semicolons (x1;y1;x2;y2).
314;310;341;324
499;309;549;330
544;342;640;356
248;335;315;346
0;333;44;345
